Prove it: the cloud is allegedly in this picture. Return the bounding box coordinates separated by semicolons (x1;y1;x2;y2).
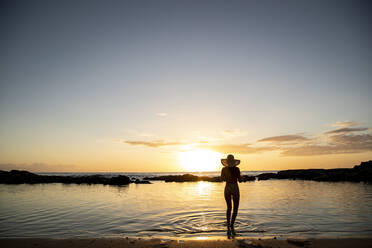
156;113;168;117
281;134;372;156
280;145;349;156
202;132;372;156
330;121;360;128
258;135;309;143
328;133;372;146
324;127;369;134
0;163;77;172
124;140;184;148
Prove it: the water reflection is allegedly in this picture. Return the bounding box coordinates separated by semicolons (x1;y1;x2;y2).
195;236;208;240
0;180;372;238
197;181;211;196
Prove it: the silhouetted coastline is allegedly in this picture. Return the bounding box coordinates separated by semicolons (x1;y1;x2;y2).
147;160;372;183
143;174;255;182
0;170;150;186
256;160;372;182
0;160;371;185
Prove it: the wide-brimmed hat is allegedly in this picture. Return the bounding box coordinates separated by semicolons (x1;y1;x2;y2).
221;154;240;167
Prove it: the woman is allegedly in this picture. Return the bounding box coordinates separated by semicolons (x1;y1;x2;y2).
221;154;241;231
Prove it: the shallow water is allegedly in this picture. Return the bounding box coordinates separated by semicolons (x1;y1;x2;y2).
1;180;372;238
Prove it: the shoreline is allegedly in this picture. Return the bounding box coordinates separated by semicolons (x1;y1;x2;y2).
1;160;371;185
1;237;372;248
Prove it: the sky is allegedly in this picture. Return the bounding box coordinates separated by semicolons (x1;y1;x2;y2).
1;0;371;172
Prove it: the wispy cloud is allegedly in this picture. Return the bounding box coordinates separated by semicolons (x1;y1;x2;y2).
281;133;372;156
258;135;309;143
324;127;369;134
330;121;360;128
124;140;184;148
329;133;372;145
156;113;168;117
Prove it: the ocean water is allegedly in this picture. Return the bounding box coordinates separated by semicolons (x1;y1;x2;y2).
1;172;372;239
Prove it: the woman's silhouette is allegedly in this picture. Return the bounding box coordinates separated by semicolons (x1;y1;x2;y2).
221;154;241;234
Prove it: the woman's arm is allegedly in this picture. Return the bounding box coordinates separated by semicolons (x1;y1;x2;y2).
237;167;242;182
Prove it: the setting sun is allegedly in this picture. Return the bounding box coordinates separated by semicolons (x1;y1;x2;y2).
178;149;221;172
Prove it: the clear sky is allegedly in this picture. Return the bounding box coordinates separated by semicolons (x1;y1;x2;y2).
1;0;371;172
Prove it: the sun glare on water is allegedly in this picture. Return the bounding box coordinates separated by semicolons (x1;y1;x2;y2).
178;149;221;172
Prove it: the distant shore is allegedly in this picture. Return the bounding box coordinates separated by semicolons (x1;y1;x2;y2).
0;160;371;185
1;237;372;248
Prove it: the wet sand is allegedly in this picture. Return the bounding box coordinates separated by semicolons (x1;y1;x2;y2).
1;237;372;248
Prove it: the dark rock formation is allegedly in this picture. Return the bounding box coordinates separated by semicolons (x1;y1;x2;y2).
256;160;372;182
2;160;370;185
144;173;255;182
134;179;151;184
241;175;256;182
109;175;131;185
256;173;278;181
0;170;135;186
144;174;221;182
277;169;327;180
353;160;372;182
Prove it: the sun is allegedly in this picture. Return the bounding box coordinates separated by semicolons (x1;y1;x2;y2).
178;149;221;172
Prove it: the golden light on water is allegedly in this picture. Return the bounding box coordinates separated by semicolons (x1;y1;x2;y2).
178;149;221;172
195;237;209;240
197;181;211;195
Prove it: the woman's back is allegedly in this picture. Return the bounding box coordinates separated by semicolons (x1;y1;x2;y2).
221;166;241;184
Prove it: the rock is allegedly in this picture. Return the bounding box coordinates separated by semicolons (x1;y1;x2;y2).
144;173;253;183
144;174;221;182
134;179;151;184
277;169;326;180
108;175;131;185
256;160;372;182
354;160;372;170
287;238;308;246
0;170;131;186
256;173;277;180
241;175;256;182
238;240;262;248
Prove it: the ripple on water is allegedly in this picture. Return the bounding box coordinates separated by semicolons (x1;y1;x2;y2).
133;209;266;237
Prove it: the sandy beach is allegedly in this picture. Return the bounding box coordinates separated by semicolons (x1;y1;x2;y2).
1;237;372;248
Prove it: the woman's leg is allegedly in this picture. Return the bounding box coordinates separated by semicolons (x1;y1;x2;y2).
231;193;240;227
224;188;232;226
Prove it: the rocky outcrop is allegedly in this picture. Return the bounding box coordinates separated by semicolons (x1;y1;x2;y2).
241;175;256;182
0;170;140;185
144;174;255;182
134;179;151;184
0;170;255;185
256;160;372;182
144;174;221;182
256;173;278;181
2;160;370;185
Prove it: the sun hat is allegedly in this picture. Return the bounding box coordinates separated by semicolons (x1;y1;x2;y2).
221;154;240;167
